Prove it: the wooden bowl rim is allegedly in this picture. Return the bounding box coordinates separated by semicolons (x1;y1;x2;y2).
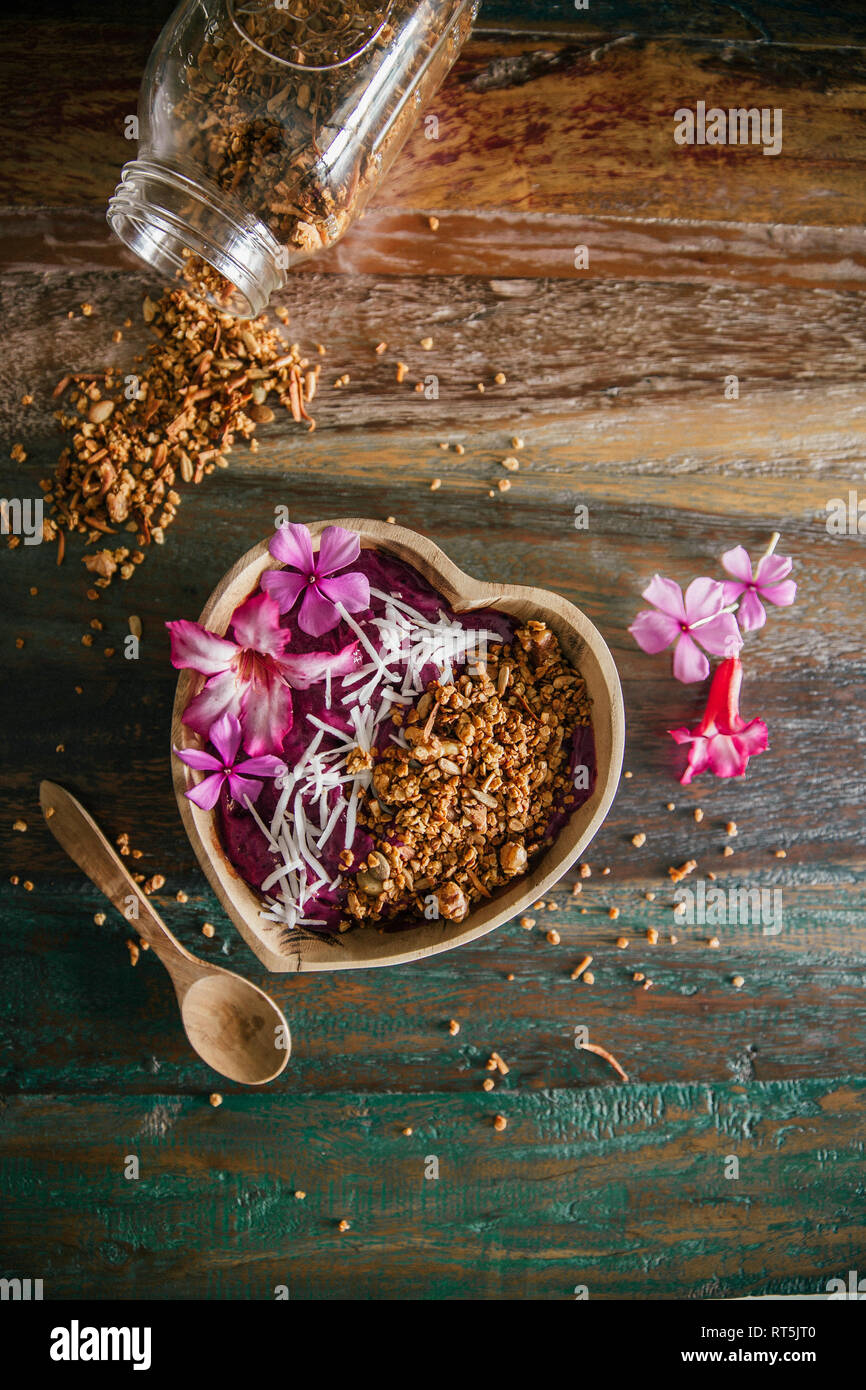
171;518;625;971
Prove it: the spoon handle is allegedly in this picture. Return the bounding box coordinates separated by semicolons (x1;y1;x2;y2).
39;780;193;971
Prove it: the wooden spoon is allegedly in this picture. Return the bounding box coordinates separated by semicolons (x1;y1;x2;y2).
39;780;290;1085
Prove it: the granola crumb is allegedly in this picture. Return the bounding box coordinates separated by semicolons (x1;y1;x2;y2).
633;971;645;982
708;936;720;949
93;912;106;926
510;437;524;449
420;336;433;350
608;906;620;920
494;372;506;385
427;216;439;231
294;1189;306;1199
666;802;675;811
12;820;27;832
670;933;678;944
546;928;560;944
646;927;659;945
668;858;697;884
732;975;745;988
337;1219;351;1233
722;845;734;857
402;1125;413;1136
579;863;591;879
396;361;407;383
582;970;595;984
209;1093;223;1107
176;890;189;903
616;936;629;949
571;882;582;895
631;832;646;847
694;807;704;823
519;916;536;930
447;1018;460;1036
645;891;656;902
126;939;140;966
501;456;519;472
375;341;387;354
624;769;633;779
430;477;441;491
725;821;738;836
482;1078;495;1092
493;1114;507;1132
774;849;787;859
201;922;215;938
454;442;465;455
570;954;592;980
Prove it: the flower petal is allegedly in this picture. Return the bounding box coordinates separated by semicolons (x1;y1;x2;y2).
279;641;360;690
734;717;770;756
260;568;308;613
720;545;754;584
755;553;793;587
692;612;743;658
681;737;712;785
239;674;293;756
235;754;286;777
230;592;290;659
736;587;767;632
706;733;751;779
166;619;237;675
173;744;222;772
298;584;341;636
760;578;797;608
182;670;242;739
628;609;682;655
317;570;371;614
226;772;264;804
315;525;361;577
269;522;314;574
642;575;686;620
721;579;747;606
185;772;227;811
683;576;726;624
209;711;242;766
672;633;710;683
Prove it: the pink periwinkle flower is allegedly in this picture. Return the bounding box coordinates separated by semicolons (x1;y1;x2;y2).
721;544;797;632
174;712;285;811
167;591;358;756
669;657;769;784
629;575;742;683
261;523;370;637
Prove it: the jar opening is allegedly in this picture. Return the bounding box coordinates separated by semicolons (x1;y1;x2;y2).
107;160;286;319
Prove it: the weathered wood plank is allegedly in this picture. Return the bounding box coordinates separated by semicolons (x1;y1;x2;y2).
3;31;865;240
1;1083;863;1299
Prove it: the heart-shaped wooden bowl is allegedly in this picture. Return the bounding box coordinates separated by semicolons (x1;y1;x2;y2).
172;519;625;971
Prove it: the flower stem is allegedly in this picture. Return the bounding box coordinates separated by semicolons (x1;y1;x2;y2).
762;531;781;559
689;602;739;631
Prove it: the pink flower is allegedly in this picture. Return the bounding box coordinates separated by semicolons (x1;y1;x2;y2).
669;657;768;784
261;523;370;637
167;591;359;756
174;712;285;811
629;575;742;683
721;544;797;632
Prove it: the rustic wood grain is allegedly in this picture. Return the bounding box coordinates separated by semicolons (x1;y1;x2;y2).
2;0;865;1301
1;1083;863;1299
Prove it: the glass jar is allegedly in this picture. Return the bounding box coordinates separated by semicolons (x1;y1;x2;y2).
108;0;476;318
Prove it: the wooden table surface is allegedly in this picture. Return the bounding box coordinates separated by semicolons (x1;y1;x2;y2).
1;1;865;1300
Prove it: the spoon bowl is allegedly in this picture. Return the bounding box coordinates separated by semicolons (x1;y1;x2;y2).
178;970;290;1084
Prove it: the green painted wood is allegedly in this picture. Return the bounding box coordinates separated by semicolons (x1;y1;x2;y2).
1;1082;863;1299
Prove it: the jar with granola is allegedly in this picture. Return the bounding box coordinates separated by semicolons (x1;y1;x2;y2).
107;0;476;317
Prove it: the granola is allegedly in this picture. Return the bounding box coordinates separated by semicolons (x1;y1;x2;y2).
346;621;592;927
